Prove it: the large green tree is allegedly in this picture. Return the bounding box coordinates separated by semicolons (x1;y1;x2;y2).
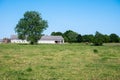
76;34;83;42
15;11;48;44
109;33;119;42
63;30;78;42
51;32;63;36
82;34;94;43
93;31;104;46
102;34;110;43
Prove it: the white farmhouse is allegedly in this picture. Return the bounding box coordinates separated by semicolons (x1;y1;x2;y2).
10;35;64;44
38;36;64;44
10;35;29;44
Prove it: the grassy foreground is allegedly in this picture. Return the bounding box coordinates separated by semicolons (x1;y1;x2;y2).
0;43;120;80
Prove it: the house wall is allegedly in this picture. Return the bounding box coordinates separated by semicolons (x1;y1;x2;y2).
10;37;64;44
38;40;55;44
11;40;29;44
38;40;64;44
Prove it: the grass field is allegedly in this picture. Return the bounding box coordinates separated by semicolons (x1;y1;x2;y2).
0;43;120;80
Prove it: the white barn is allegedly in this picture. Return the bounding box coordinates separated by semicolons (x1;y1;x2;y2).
10;35;64;44
38;36;64;44
10;35;29;44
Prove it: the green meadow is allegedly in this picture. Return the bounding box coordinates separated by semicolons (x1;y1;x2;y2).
0;43;120;80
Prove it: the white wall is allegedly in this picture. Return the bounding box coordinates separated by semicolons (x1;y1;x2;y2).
11;39;64;44
11;40;29;44
38;40;55;44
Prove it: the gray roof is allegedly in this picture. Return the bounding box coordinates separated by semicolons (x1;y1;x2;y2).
40;36;64;41
10;35;64;41
10;35;18;40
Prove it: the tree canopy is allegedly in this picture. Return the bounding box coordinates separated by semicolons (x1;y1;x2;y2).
93;31;104;46
51;30;120;45
82;34;94;43
15;11;48;44
51;32;63;36
76;34;83;42
63;30;78;42
110;33;119;42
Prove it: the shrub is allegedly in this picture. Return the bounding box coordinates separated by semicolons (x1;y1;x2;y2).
26;67;32;72
93;41;103;46
93;49;98;53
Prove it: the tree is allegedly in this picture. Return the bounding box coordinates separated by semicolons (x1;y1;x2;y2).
102;34;110;43
51;32;63;36
63;30;78;42
119;37;120;42
76;34;83;42
15;11;48;44
109;33;119;42
93;31;104;46
82;34;94;43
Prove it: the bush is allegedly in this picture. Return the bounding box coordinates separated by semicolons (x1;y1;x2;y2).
93;49;98;53
26;67;32;72
93;41;103;46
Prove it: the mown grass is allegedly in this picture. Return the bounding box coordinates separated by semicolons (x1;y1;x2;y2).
0;43;120;80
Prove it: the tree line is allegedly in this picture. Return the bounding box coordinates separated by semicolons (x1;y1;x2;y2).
51;30;120;46
15;11;120;45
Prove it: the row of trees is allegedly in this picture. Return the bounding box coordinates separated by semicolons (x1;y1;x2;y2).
51;30;120;45
15;11;120;45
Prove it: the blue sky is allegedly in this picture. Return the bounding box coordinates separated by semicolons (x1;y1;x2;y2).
0;0;120;38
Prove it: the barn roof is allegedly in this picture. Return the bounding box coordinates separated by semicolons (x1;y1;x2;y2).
40;36;64;41
10;35;19;40
10;35;64;41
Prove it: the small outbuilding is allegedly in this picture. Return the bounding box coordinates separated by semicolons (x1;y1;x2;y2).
38;36;64;44
0;39;3;44
3;38;10;43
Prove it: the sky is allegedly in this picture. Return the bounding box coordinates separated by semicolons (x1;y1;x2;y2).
0;0;120;38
